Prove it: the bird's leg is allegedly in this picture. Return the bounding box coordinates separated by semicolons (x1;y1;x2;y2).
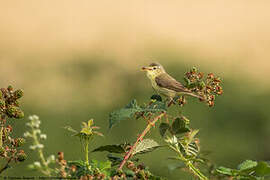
167;97;175;107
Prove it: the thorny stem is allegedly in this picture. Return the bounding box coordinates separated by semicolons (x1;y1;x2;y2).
0;157;12;174
0;116;11;174
0;126;3;148
118;112;166;170
168;144;208;180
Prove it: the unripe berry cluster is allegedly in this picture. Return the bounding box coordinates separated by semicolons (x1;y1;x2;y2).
0;85;26;173
184;67;223;107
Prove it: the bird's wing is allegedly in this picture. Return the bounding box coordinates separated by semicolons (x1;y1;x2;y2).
155;73;191;93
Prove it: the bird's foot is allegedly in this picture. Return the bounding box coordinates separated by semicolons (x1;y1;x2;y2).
167;99;175;107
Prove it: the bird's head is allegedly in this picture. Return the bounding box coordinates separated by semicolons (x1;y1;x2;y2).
141;62;166;79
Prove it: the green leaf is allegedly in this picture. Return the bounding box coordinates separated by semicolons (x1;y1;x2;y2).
107;154;123;166
88;119;94;127
159;123;170;137
255;161;270;176
186;142;199;157
167;162;185;171
133;139;161;155
188;83;197;89
92;144;127;153
151;94;163;102
184;77;191;86
199;81;206;89
171;117;190;135
216;166;233;176
144;101;167;114
238;160;258;171
68;160;92;177
64;126;78;134
125;99;140;109
90;160;112;176
109;99;142;129
125;170;136;177
90;160;111;171
68;160;86;167
80;127;92;136
109;98;166;129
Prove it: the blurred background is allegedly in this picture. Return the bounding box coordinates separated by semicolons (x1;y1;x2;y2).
1;0;270;179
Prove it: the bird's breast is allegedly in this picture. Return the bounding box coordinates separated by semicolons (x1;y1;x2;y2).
150;77;176;98
150;78;159;91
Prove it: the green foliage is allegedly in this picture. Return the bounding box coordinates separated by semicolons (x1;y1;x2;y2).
151;94;163;102
68;159;112;178
171;117;191;135
216;166;233;176
16;66;270;180
238;160;258;171
133;139;161;155
65;119;103;172
109;96;166;128
91;160;112;176
92;144;128;154
107;154;124;166
109;99;142;129
115;161;167;180
66;119;103;140
216;160;270;179
163;117;207;180
159;116;191;137
93;139;162;167
159;123;170;137
107;66;225;179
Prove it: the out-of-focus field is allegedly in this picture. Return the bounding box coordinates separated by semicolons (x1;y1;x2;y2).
1;1;270;179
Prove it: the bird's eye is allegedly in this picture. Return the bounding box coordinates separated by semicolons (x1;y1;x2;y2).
153;67;157;70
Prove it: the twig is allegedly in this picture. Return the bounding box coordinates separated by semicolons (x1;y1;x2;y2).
0;157;12;174
118;112;165;170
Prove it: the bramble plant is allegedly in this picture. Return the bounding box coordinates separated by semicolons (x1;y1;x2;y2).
104;67;224;179
0;86;26;174
216;160;270;180
64;119;104;177
9;66;270;179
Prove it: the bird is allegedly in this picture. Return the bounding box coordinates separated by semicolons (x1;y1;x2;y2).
141;62;203;103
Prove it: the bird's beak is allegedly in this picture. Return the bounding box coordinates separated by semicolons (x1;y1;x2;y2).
141;66;151;71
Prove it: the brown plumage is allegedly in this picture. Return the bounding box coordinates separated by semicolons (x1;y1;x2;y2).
155;73;190;93
142;62;203;100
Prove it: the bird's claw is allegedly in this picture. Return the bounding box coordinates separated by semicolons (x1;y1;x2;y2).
167;100;175;107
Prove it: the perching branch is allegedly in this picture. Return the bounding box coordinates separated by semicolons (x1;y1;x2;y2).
118;112;166;170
